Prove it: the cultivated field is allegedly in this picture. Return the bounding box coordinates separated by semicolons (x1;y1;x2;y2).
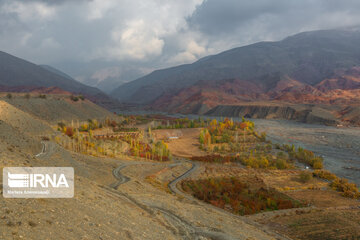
153;128;206;158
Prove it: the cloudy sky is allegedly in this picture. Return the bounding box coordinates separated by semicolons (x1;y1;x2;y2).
1;0;360;92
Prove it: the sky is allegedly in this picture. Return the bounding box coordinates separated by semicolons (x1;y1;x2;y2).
1;0;360;92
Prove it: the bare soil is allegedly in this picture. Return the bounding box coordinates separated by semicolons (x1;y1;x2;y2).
153;128;207;158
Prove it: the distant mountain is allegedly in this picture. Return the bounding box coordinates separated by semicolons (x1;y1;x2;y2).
59;63;149;94
40;65;74;80
0;51;117;108
111;28;360;114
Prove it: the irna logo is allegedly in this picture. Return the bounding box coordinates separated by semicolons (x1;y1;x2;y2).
7;172;69;188
3;167;74;198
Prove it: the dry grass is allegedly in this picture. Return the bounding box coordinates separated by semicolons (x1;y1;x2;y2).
286;189;360;208
261;170;328;191
259;208;360;240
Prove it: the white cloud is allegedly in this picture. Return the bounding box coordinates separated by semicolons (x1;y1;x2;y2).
106;19;165;60
168;34;211;64
187;40;207;56
170;51;197;64
1;1;56;22
89;0;205;61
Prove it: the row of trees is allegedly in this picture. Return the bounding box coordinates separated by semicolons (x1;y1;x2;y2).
240;150;293;169
277;144;324;169
54;130;124;158
57;120;128;157
121;135;171;161
313;170;360;199
58;117;123;133
191;151;294;169
154;118;207;129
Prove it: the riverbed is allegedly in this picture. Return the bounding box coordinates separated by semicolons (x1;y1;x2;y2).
252;119;360;185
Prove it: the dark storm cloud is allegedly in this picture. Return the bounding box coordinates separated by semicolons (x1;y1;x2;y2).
187;0;360;45
0;0;90;4
188;0;291;35
1;0;360;90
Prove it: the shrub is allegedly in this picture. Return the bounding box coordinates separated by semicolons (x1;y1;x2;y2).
314;170;360;199
70;95;79;101
299;171;313;183
220;132;231;143
330;178;360;199
57;122;66;129
78;95;85;100
6;93;12;99
65;127;74;137
259;132;266;142
286;146;324;169
24;93;30;99
313;170;337;181
239;122;248;130
38;94;46;99
275;158;288;169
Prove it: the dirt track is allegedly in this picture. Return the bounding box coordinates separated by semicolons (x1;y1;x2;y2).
30;139;278;240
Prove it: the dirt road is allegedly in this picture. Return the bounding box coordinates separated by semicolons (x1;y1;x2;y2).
31;139;282;240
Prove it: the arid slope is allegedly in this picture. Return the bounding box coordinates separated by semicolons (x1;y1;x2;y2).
0;93;118;124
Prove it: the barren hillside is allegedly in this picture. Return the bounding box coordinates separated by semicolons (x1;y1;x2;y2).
0;93;119;124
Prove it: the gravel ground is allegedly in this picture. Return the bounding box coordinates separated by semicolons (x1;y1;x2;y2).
252;119;360;184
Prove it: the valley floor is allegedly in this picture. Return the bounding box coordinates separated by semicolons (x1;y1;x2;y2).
1;98;360;240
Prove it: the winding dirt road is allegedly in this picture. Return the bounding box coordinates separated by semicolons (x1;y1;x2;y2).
35;141;46;157
108;159;243;239
108;158;290;240
34;141;283;240
168;159;199;195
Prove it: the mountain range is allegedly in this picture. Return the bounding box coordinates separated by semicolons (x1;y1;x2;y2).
111;28;360;116
1;28;360;125
0;51;116;107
